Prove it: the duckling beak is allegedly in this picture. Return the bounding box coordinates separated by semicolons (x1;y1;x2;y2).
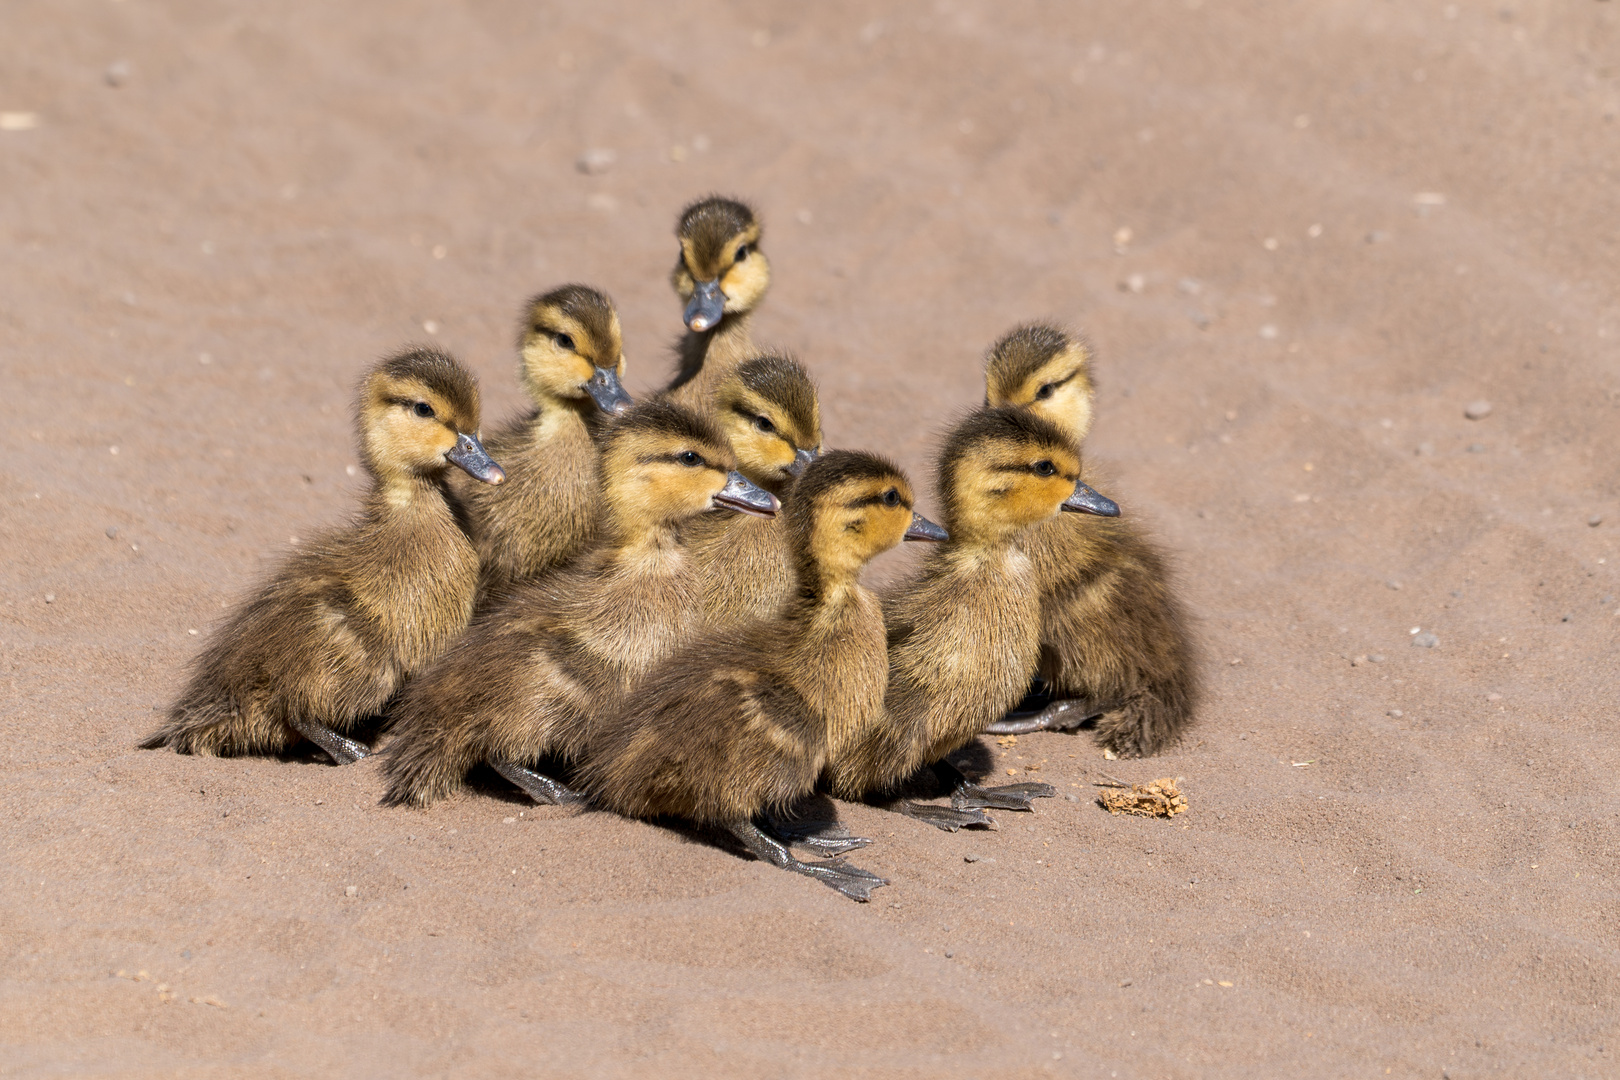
714;470;780;517
1061;479;1119;517
683;279;727;332
904;512;948;542
787;446;819;477
446;432;505;485
585;365;633;415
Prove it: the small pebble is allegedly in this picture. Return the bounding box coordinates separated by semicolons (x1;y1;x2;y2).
1561;614;1572;623
944;950;954;959
1468;443;1486;453
1120;273;1145;293
1385;580;1401;590
1464;400;1493;420
1589;515;1603;527
503;816;516;824
1602;595;1614;605
1487;693;1503;701
963;854;986;863
105;526;118;539
1065;793;1080;802
575;147;616;175
1369;653;1386;663
1258;324;1279;340
1388;709;1404;718
1365;230;1391;244
105;60;131;87
1417;442;1435;456
344;885;358;897
1412;632;1439;648
44;593;55;604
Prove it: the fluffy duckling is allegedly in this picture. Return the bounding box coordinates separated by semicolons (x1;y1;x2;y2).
453;285;631;603
380;401;779;809
980;325;1199;756
661;196;770;413
823;407;1120;828
681;352;822;628
578;452;946;901
141;347;505;763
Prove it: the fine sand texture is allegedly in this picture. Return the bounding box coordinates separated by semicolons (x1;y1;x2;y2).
3;1;1618;1076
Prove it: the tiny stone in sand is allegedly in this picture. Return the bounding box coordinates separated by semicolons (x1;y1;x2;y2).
576;148;616;174
1464;400;1493;420
1412;632;1439;648
105;61;131;87
344;885;358;897
106;526;118;538
1589;514;1602;527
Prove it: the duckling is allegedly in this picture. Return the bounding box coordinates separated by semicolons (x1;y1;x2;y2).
140;347;505;763
578;451;946;901
661;196;770;413
979;325;1199;757
379;401;779;809
453;285;631;603
681;352;822;628
823;407;1120;829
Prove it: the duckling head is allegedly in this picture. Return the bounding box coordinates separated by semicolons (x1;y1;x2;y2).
714;352;823;493
359;346;505;487
984;324;1096;444
517;284;631;416
598;401;779;536
670;196;769;332
938;407;1117;545
788;451;946;586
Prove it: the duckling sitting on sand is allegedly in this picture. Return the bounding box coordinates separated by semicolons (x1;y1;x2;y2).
578;451;945;902
141;347;504;764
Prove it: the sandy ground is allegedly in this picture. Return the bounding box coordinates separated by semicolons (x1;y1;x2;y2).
3;1;1619;1076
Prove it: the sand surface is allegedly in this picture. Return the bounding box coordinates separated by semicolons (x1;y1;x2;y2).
3;1;1618;1076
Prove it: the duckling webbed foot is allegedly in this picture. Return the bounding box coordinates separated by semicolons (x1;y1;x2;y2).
728;821;887;902
288;719;371;765
936;760;1055;811
985;697;1103;736
896;802;996;832
492;760;586;806
764;814;872;857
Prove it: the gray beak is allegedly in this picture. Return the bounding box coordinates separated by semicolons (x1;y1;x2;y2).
1061;479;1119;517
787;446;818;477
585;365;633;415
713;471;780;517
446;432;505;485
683;279;727;332
904;512;948;542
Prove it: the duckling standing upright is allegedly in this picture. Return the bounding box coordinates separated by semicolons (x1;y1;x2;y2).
141;347;505;763
683;352;822;629
980;325;1199;756
579;451;946;901
380;401;779;809
661;196;770;414
823;407;1120;829
454;285;631;604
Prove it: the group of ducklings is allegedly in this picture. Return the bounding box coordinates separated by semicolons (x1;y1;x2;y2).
142;197;1197;901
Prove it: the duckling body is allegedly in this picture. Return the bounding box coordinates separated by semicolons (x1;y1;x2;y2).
141;347;505;762
981;326;1198;757
824;408;1119;820
380;401;779;809
579;451;941;901
661;197;770;415
453;285;631;603
680;353;821;628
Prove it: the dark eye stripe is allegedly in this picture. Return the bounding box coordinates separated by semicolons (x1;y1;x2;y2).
845;493;912;510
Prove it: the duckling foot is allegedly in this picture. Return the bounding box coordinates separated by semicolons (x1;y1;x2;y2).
897;802;996;832
729;821;888;902
985;698;1103;736
764;815;872;857
951;782;1057;811
289;718;370;765
491;760;587;807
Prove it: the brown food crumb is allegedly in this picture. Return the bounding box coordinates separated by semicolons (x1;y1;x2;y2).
1098;777;1188;818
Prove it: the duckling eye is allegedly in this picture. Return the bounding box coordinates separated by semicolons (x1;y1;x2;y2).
412;401;435;419
753;414;775;434
734;244;749;262
1035;384;1056;400
1032;460;1056;477
554;332;576;351
881;488;901;508
678;451;703;467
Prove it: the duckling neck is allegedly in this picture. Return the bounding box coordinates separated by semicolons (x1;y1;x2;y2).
668;309;754;395
602;521;685;572
782;578;887;750
374;470;453;513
